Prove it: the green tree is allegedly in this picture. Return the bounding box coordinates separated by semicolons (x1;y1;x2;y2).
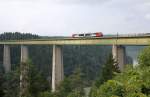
69;68;84;89
67;89;84;97
1;62;49;97
90;54;119;97
38;91;54;97
0;65;4;97
94;54;119;88
66;68;85;97
56;77;72;97
138;46;150;67
2;70;20;97
55;68;85;97
27;62;50;97
95;66;150;97
91;46;150;97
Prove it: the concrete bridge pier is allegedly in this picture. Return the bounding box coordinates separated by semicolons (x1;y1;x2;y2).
20;45;29;97
3;45;11;73
52;45;64;92
21;45;29;63
112;45;126;71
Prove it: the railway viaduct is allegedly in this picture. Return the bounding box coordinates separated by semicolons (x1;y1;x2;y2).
0;36;150;92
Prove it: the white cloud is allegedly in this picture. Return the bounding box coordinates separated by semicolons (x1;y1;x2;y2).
54;0;110;5
0;0;150;36
145;14;150;20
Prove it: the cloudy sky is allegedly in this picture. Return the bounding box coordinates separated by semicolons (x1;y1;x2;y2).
0;0;150;36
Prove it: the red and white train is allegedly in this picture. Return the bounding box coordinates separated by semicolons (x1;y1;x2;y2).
72;32;103;38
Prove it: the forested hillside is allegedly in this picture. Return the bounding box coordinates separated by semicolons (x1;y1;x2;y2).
0;32;39;40
1;32;148;97
0;32;111;90
0;32;113;97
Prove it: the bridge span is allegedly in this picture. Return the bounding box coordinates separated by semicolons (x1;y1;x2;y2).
1;36;150;92
0;36;150;45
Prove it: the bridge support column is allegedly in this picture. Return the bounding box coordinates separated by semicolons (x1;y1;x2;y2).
52;45;64;92
21;45;29;63
20;45;29;97
112;45;126;71
3;45;11;73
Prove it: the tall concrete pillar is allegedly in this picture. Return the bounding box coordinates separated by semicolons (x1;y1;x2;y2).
52;45;64;92
112;45;126;71
3;45;11;73
21;45;29;63
20;45;29;97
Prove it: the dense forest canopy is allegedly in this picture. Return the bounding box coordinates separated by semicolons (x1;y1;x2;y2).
0;32;112;97
0;32;145;97
0;32;39;40
0;32;111;85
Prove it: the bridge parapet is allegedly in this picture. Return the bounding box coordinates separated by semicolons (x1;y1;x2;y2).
0;37;150;45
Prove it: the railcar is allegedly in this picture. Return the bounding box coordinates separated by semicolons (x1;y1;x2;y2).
72;32;103;38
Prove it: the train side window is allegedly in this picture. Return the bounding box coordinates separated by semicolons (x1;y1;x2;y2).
85;34;91;36
79;34;84;36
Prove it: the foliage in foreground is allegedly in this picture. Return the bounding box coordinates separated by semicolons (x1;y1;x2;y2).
57;68;85;97
90;54;119;97
90;46;150;97
38;68;85;97
138;46;150;67
94;54;119;88
0;63;49;97
96;66;150;97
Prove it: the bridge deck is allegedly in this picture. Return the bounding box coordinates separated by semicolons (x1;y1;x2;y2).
0;36;150;45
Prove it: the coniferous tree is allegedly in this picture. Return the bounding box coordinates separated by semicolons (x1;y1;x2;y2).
94;54;119;88
90;54;120;97
0;65;4;97
55;68;85;97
